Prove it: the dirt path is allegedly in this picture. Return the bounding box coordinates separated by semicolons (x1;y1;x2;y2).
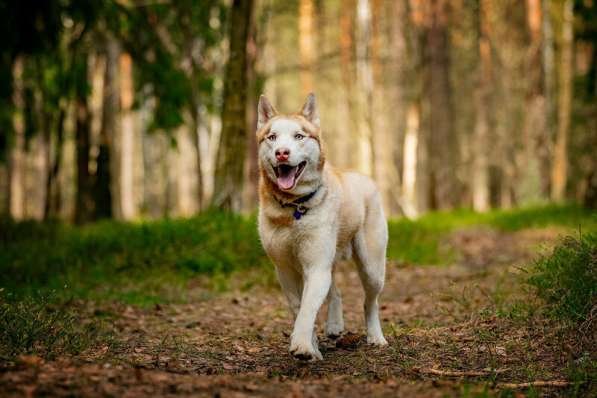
1;228;580;397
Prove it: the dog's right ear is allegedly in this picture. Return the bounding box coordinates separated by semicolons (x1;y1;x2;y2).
257;95;277;130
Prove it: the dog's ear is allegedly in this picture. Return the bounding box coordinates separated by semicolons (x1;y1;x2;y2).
300;93;320;128
257;95;277;130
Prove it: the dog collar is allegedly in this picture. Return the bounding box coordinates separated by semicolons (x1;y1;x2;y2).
275;188;320;220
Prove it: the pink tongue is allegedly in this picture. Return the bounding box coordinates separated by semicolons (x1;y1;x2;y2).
277;168;297;190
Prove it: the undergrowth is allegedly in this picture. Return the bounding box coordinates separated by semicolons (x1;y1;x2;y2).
0;292;113;361
525;232;597;397
527;232;596;324
387;204;595;264
0;204;594;304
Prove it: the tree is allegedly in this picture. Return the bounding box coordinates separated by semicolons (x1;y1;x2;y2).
426;0;457;210
212;0;255;211
299;0;315;96
472;0;493;212
551;0;574;202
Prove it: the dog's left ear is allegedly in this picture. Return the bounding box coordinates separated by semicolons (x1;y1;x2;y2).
300;93;320;128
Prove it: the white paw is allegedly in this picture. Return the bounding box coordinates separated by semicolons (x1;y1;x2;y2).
289;339;323;361
325;321;344;339
367;333;388;346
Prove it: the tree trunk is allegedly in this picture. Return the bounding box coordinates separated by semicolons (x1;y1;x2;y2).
517;0;547;203
96;39;119;220
339;0;357;170
74;60;94;224
402;103;420;218
299;0;315;96
542;0;556;196
355;0;374;178
472;0;492;212
243;8;261;213
551;0;573;202
44;104;65;219
9;56;25;220
426;0;456;210
212;0;254;211
189;102;204;211
119;52;136;219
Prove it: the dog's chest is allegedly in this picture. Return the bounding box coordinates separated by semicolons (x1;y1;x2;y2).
259;211;330;263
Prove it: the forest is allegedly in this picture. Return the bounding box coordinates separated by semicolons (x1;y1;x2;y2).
0;0;596;397
1;0;596;221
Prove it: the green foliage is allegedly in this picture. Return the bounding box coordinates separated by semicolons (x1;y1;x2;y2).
527;233;597;323
387;204;595;265
0;293;111;361
0;211;266;304
0;205;593;304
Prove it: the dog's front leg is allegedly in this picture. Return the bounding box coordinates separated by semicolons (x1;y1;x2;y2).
289;258;333;361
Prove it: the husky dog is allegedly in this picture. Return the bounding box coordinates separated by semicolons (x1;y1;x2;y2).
256;93;388;361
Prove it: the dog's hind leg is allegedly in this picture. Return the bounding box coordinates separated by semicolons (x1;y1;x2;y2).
325;272;344;338
352;196;388;346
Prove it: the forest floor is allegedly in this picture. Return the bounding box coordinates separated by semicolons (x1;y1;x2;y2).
0;226;592;397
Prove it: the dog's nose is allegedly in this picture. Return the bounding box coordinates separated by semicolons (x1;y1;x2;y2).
275;148;290;162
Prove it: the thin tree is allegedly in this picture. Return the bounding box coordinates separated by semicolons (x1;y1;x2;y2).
74;53;95;224
299;0;315;96
472;0;492;212
551;0;574;202
95;37;119;220
212;0;255;211
426;0;457;209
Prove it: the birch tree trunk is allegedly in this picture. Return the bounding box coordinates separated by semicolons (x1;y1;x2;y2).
119;52;136;219
212;0;254;211
551;0;573;202
299;0;315;96
402;103;420;218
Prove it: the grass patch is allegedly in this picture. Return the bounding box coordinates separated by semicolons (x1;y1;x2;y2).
0;204;594;303
527;233;596;323
0;211;267;304
0;292;113;361
387;204;595;264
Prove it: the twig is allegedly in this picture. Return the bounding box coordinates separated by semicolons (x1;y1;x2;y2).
415;367;509;377
496;380;574;389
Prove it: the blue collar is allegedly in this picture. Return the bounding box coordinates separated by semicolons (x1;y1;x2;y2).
275;188;320;220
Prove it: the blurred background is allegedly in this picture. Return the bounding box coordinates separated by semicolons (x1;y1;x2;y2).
0;0;596;223
1;3;596;392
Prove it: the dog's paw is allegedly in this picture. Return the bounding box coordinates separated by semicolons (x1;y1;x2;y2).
325;322;344;339
289;341;323;361
367;334;388;346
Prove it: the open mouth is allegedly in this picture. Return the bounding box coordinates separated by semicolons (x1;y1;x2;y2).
273;161;307;190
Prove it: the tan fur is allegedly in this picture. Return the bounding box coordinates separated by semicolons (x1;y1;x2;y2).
256;94;388;361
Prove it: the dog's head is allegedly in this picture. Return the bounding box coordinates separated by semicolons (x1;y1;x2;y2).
256;93;325;196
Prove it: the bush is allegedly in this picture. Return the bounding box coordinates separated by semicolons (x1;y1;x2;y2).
528;233;597;323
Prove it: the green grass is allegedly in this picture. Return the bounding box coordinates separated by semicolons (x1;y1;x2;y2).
387;204;595;264
0;204;594;305
0;292;114;361
527;232;597;323
0;211;267;305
